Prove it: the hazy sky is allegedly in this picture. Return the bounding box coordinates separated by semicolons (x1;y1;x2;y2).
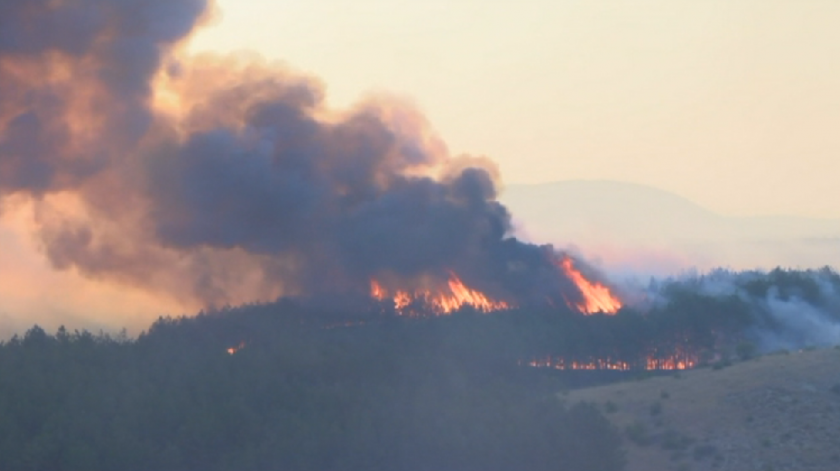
3;0;839;336
191;0;840;218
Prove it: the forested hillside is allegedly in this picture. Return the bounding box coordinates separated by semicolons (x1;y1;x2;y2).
0;316;624;471
1;267;838;471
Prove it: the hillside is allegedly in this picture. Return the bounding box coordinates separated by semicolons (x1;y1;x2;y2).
566;348;840;471
499;180;840;274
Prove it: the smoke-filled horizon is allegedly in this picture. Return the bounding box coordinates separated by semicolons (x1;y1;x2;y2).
0;0;614;328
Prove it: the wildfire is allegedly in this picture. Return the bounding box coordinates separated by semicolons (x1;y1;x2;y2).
227;342;246;355
370;275;511;315
524;353;699;371
558;257;622;314
525;357;632;371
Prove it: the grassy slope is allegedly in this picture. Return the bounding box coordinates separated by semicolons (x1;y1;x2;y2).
565;348;840;471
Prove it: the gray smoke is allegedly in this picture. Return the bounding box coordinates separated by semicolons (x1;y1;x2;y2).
644;268;840;351
0;1;598;309
0;0;208;193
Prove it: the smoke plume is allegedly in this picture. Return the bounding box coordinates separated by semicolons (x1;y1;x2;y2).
0;0;597;310
645;268;840;352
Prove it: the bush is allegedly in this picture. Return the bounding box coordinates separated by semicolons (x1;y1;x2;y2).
692;443;718;461
712;359;731;370
661;429;695;451
670;451;687;462
650;401;663;416
625;421;652;446
736;341;757;360
633;371;654;382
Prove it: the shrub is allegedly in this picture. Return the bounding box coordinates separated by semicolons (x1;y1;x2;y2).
633;371;654;382
693;443;718;461
650;401;663;416
661;429;694;451
670;451;686;462
736;341;757;360
625;421;652;447
712;359;731;370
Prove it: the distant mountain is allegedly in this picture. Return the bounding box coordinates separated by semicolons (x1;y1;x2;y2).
499;180;840;274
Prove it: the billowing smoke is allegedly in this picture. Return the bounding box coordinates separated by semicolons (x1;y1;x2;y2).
0;0;208;193
0;0;598;310
644;268;840;352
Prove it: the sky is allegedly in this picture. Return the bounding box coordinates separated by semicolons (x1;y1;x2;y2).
191;0;840;219
2;0;840;336
0;197;194;336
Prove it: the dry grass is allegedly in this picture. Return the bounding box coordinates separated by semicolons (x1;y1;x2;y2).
564;347;840;471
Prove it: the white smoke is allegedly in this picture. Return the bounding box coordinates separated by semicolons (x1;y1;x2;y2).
636;267;840;351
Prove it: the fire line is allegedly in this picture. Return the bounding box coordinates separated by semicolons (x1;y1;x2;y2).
370;275;511;315
557;257;623;315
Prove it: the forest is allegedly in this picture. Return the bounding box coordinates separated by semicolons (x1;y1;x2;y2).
0;267;838;471
0;317;624;471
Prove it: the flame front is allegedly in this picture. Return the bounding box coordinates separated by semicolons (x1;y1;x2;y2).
370;275;511;315
525;357;632;371
558;257;622;314
524;352;698;371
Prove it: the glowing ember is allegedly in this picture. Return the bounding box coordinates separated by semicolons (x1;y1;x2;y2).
370;274;511;315
558;257;622;314
227;342;246;355
370;280;386;300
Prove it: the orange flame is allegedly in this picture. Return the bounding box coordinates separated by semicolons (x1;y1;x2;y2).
370;274;511;315
524;353;698;371
370;280;386;300
558;257;622;314
525;357;632;371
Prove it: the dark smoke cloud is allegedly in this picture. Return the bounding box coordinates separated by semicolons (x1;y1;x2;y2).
0;1;604;309
0;0;207;193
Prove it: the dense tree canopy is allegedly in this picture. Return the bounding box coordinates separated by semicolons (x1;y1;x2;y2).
0;313;625;471
2;267;837;471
